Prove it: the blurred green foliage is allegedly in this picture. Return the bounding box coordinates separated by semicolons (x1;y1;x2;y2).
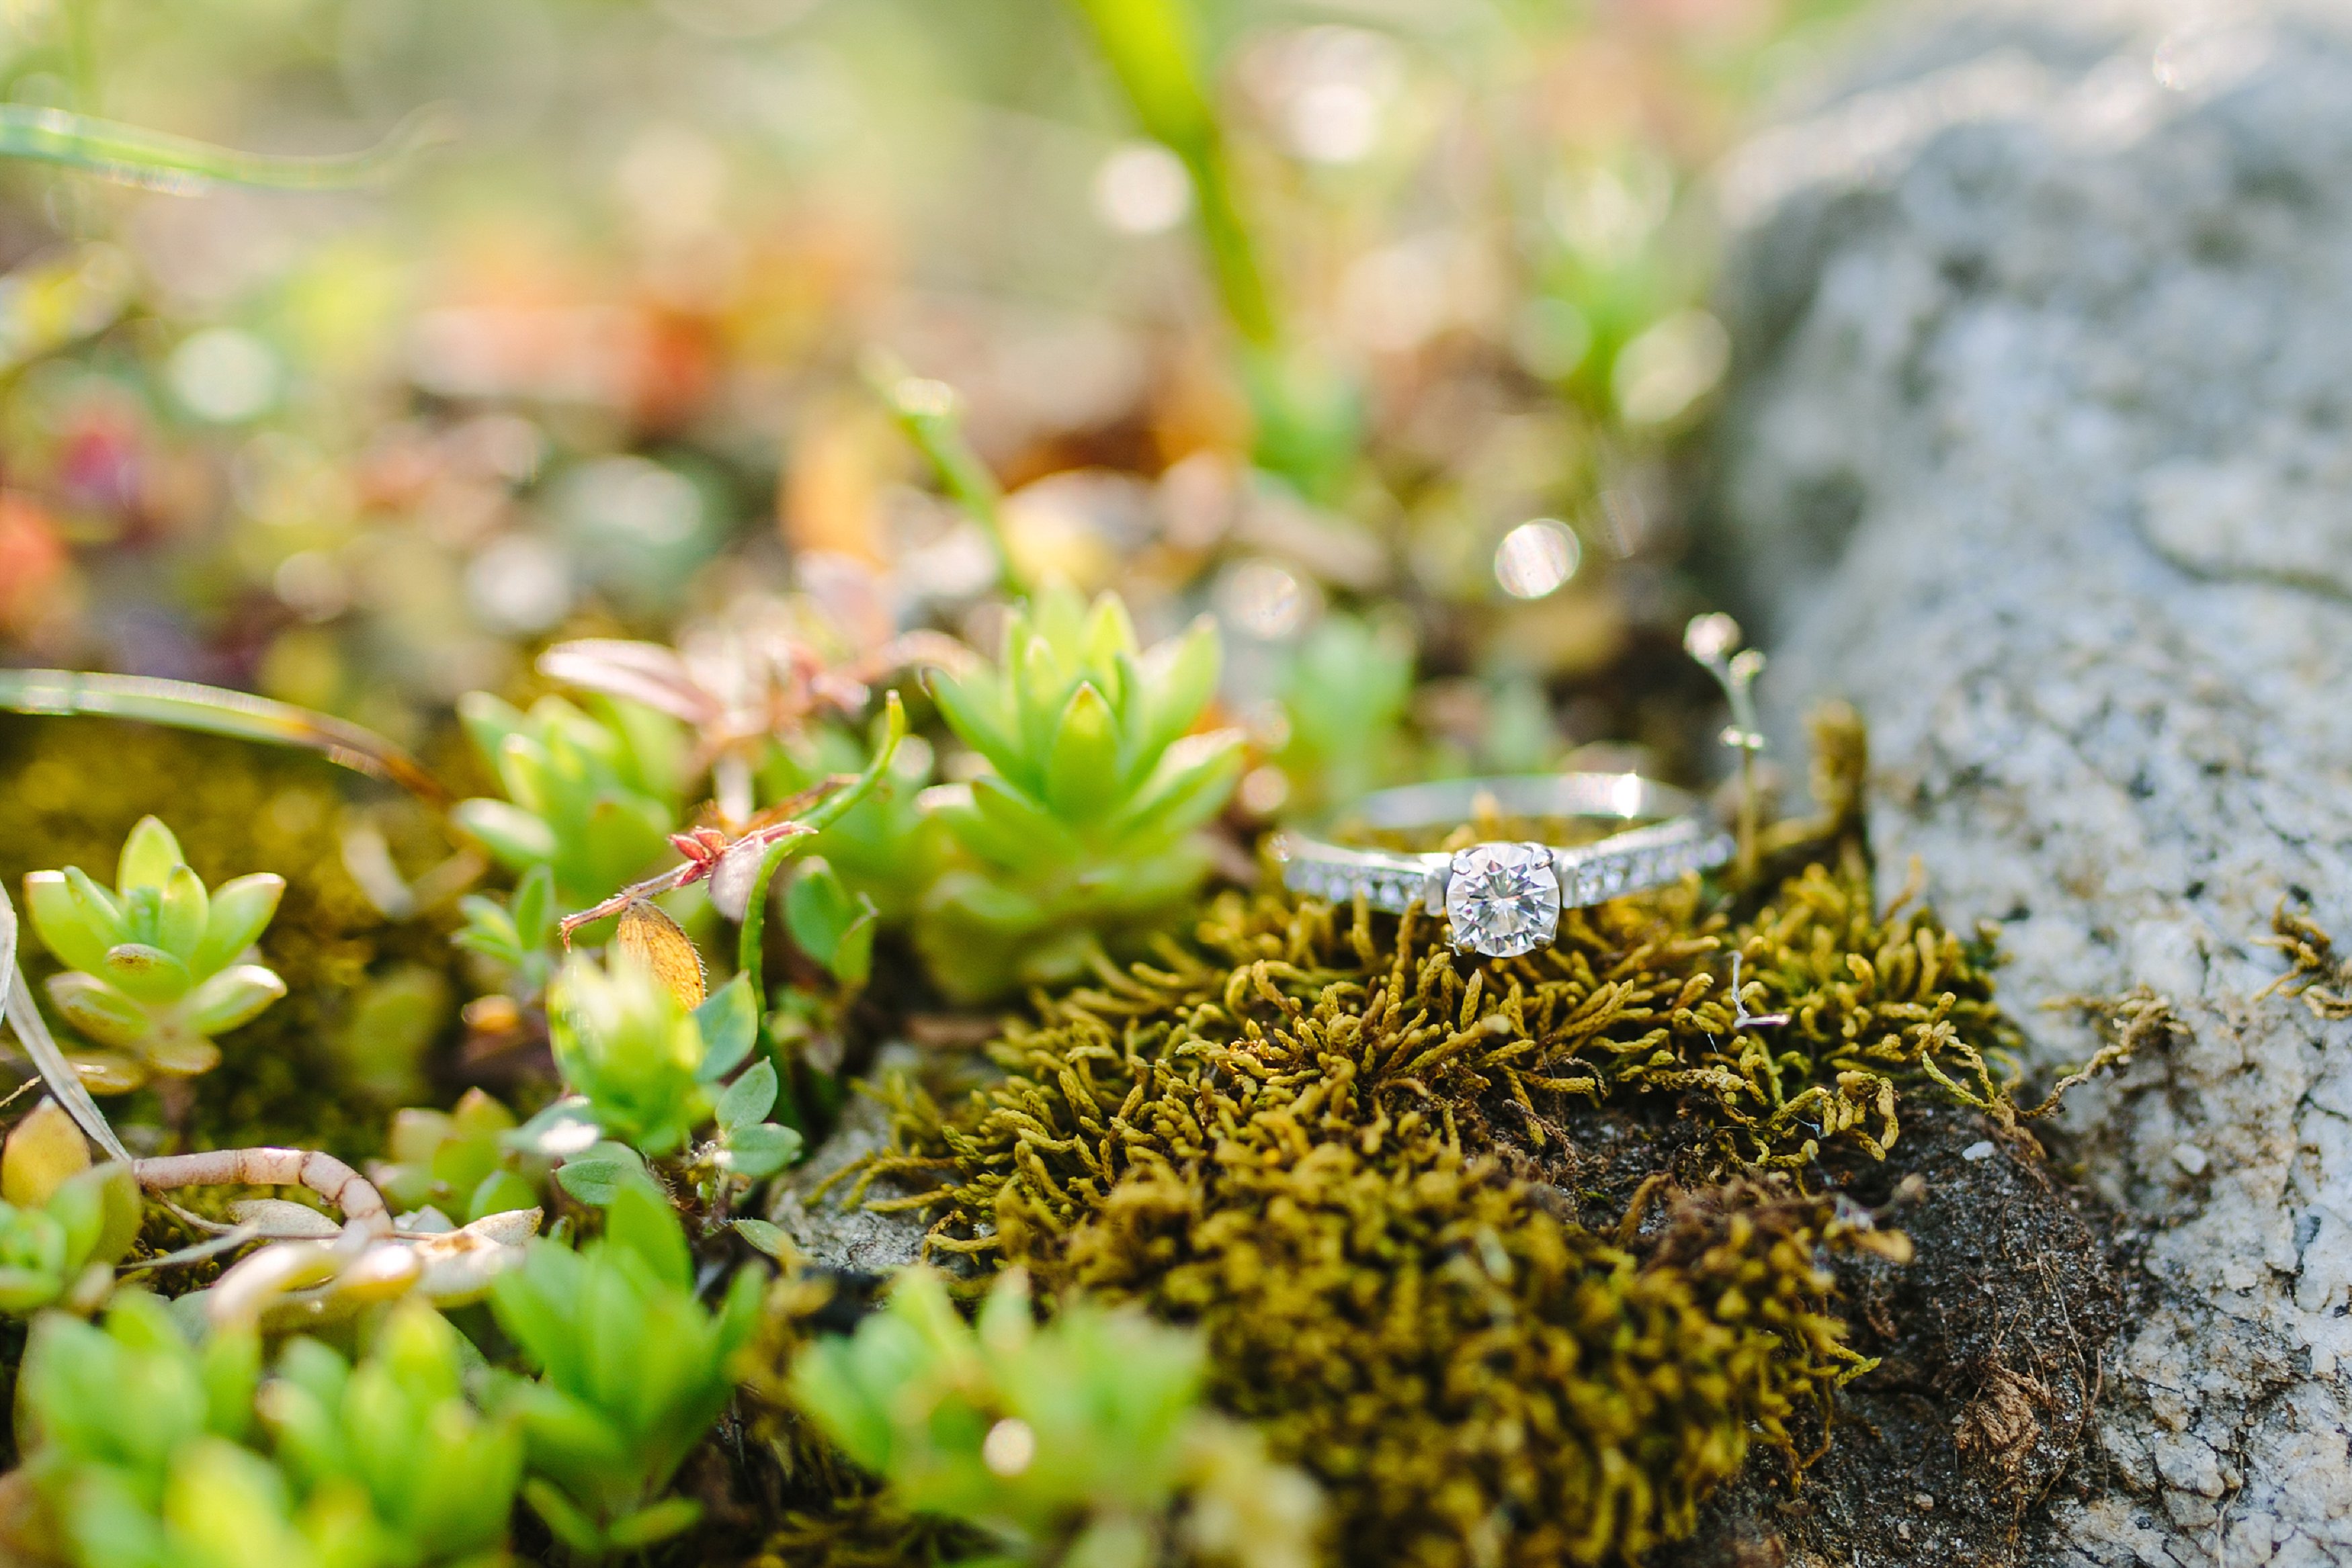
488;1185;765;1558
793;1266;1320;1568
19;1293;519;1568
453;697;685;914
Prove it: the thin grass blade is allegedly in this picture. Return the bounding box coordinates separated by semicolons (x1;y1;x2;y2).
0;103;452;193
0;668;447;802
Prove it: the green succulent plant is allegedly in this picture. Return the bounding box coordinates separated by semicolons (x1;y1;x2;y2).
452;863;560;1002
23;816;287;1092
372;1088;546;1225
793;1266;1320;1568
452;694;686;911
1269;612;1415;817
917;586;1243;1000
0;1100;141;1318
17;1291;519;1568
488;1184;765;1559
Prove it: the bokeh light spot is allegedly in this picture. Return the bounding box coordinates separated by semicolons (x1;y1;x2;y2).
169;328;279;423
1494;519;1581;600
1093;142;1191;234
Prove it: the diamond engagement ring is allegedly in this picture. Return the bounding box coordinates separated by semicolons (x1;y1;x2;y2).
1270;774;1734;959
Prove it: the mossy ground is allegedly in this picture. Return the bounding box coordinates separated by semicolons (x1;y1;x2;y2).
0;712;2128;1565
786;734;2126;1565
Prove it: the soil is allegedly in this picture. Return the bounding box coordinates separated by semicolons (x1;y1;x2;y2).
1652;1102;2133;1567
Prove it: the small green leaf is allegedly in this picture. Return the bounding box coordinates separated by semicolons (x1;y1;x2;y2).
115;817;183;894
450;799;559;871
23;870;114;974
552;1160;632;1207
155;867;208;965
181;965;287;1035
1045;682;1124;822
607;1496;702;1551
99;945;188;1006
716;1060;778;1135
521;1477;607;1557
603;1183;692;1291
927;668;1025;784
1126;615;1221;781
44;972;148;1049
192;874;283;976
730;1217;794;1261
693;974;759;1082
513;864;556;949
718;1122;802;1180
468;1169;539;1223
783;861;860;969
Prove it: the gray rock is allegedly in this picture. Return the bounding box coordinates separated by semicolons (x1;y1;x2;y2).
767;1044;938;1275
1714;3;2352;1561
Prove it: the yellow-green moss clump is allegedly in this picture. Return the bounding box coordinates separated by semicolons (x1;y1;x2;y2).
854;850;2018;1567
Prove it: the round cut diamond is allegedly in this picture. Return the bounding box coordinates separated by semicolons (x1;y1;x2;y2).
1445;842;1562;958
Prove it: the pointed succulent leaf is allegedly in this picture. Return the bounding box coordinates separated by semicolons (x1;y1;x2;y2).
116;885;163;949
521;1476;608;1557
968;775;1085;862
114;816;183;894
927;668;1027;785
1125;615;1221;781
1045;682;1125;822
513;863;556;949
192;874;283;977
603;1182;692;1292
1015;629;1072;765
716;1060;778;1135
607;1496;702;1551
1081;590;1140;668
1031;580;1089;656
155;867;208;965
1111;729;1246;843
25;871;117;974
181;964;288;1035
451;799;559;871
45;971;151;1049
456;691;530;771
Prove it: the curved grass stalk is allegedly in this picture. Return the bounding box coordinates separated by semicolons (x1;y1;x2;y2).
866;354;1025;595
0;668;448;802
737;693;908;991
0;103;453;192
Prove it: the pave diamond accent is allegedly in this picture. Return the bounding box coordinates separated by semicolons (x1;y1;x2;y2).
1445;842;1562;958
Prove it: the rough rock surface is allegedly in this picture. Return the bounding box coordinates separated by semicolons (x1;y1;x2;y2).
1712;3;2352;1561
767;1044;933;1277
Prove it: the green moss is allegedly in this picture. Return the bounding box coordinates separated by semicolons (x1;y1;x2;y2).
839;838;2010;1566
0;715;462;1157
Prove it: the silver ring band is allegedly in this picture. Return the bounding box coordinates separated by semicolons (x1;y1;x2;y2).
1270;773;1732;958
